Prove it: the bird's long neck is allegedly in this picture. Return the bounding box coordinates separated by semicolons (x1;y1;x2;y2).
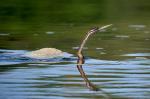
78;27;99;54
78;24;112;53
77;27;99;91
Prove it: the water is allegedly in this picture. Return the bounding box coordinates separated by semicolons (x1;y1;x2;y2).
0;0;150;99
0;50;150;99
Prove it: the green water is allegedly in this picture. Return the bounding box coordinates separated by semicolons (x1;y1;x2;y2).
0;0;150;99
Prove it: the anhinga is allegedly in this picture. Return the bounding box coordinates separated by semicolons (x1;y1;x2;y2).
77;24;112;91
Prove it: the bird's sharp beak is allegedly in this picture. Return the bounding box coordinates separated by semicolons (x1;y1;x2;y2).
98;24;113;31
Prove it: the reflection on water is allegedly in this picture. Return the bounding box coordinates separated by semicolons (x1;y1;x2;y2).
0;49;150;99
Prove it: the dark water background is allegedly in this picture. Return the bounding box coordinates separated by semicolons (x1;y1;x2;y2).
0;0;150;99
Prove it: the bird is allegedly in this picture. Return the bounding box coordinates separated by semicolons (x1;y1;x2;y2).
77;24;112;91
24;24;112;91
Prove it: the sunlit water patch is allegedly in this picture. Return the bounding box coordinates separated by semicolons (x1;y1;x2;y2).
122;53;150;57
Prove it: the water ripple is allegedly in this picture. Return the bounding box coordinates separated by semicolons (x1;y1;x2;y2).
0;49;150;99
